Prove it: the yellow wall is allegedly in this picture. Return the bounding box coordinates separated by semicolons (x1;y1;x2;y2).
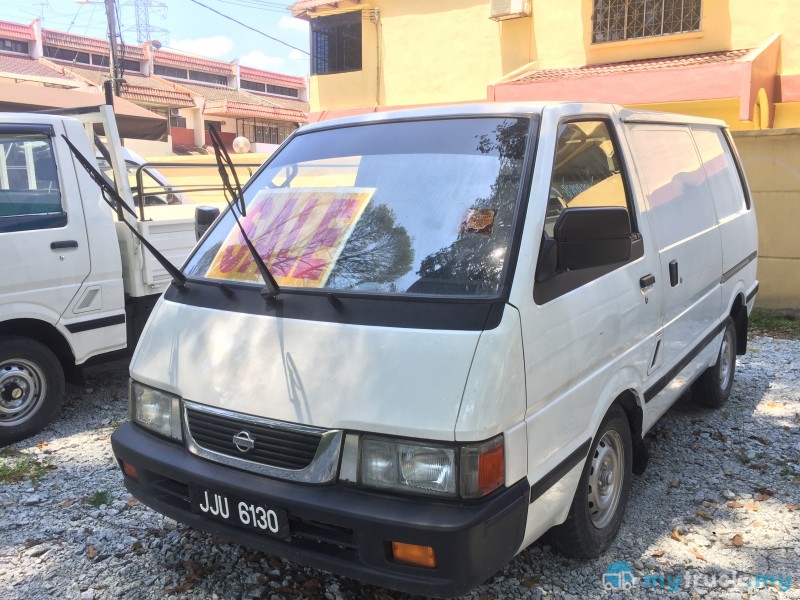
732;130;800;309
308;1;800;115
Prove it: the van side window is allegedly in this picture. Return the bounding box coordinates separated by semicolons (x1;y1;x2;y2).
0;135;62;228
631;127;716;249
534;119;641;304
545;121;630;236
692;128;749;219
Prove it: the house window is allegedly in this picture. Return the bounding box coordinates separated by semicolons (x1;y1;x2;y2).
238;119;297;145
150;106;187;129
311;12;362;75
204;120;225;132
593;0;701;43
188;70;228;86
241;80;300;98
154;64;188;79
90;54;141;72
44;46;90;64
1;38;29;54
240;80;265;93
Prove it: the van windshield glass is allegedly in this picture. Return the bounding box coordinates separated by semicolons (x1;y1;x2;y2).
184;117;531;297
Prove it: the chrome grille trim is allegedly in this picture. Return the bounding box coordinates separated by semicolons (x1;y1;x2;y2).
183;400;343;484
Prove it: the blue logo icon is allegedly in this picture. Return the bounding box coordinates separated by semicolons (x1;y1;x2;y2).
603;561;634;590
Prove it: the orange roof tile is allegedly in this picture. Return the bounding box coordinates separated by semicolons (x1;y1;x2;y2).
154;49;232;75
510;49;752;84
65;64;196;107
205;100;307;123
0;20;35;41
290;0;362;18
42;29;146;60
239;65;305;89
0;54;78;81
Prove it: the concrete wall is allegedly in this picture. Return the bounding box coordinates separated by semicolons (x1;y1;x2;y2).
733;129;800;309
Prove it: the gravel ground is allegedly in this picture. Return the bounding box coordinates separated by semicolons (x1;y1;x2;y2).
1;335;799;600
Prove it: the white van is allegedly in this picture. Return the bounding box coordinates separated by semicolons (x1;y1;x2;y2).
111;103;758;597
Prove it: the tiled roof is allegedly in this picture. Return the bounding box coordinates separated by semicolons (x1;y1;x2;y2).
66;65;195;107
290;0;362;17
42;29;146;60
239;65;305;88
511;49;752;84
0;20;35;41
205;100;307;123
178;81;308;122
154;49;232;75
175;81;256;102
0;54;78;81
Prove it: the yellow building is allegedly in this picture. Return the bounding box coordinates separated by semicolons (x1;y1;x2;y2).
291;0;800;309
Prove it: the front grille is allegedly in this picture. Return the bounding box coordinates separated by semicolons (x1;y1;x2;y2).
186;406;322;470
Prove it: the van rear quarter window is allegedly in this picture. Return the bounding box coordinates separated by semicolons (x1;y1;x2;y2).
184;117;532;297
631;127;717;248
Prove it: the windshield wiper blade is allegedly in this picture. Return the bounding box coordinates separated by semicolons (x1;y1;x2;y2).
207;124;280;301
61;134;188;288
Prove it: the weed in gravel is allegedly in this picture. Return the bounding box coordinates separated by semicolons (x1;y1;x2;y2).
0;449;49;485
749;308;800;339
87;490;112;507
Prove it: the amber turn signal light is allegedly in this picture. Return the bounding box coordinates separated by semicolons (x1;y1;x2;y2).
391;542;437;568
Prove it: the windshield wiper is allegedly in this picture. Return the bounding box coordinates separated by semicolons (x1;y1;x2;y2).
207;124;280;301
61;134;188;288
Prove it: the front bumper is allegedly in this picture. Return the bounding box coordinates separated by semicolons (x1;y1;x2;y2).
111;422;529;597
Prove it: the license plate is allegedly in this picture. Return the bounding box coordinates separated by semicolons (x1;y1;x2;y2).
190;487;290;540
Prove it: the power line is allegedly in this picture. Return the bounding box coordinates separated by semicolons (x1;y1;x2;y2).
188;0;309;55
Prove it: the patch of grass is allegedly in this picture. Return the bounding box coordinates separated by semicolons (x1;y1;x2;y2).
749;308;800;340
0;449;49;485
87;490;112;508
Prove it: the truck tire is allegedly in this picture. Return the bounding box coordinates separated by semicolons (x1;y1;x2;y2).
692;317;736;409
548;404;632;558
0;336;65;447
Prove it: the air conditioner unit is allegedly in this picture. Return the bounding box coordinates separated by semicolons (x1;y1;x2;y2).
490;0;531;21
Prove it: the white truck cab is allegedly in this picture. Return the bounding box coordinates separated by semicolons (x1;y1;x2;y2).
111;103;758;597
0;106;210;445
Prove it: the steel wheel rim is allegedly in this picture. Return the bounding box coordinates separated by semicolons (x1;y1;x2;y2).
718;327;735;392
0;358;47;426
588;429;624;529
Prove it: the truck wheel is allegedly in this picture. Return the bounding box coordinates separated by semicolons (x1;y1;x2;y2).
0;336;65;446
692;317;736;409
548;404;632;558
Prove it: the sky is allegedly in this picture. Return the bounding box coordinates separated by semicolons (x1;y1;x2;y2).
3;0;310;77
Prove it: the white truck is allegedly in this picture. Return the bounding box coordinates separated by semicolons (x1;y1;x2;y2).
0;105;215;446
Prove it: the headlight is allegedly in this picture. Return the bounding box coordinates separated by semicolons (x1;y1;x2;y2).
130;380;182;441
357;434;504;498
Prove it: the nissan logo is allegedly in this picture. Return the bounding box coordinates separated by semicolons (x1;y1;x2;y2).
232;430;255;453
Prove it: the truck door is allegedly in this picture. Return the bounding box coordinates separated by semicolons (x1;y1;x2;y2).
0;122;91;323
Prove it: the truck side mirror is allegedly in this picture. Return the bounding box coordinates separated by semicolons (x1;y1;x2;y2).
553;207;632;271
195;206;220;241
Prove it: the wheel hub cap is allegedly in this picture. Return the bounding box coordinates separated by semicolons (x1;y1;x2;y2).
588;430;625;529
0;360;46;425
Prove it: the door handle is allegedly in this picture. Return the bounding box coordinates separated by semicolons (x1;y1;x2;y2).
50;240;78;250
669;260;679;287
640;274;656;289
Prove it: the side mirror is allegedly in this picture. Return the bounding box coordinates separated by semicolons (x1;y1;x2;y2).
553;206;632;271
195;205;220;241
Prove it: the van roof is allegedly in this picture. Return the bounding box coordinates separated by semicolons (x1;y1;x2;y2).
300;102;728;131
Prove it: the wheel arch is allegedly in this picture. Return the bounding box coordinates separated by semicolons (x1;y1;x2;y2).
0;319;77;376
613;389;648;475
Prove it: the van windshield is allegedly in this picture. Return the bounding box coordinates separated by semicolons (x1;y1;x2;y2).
184;117;532;297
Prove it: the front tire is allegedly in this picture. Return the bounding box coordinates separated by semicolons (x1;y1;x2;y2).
692;317;736;409
0;336;65;447
548;404;633;558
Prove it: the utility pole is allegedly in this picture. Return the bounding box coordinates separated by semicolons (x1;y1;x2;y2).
105;0;122;96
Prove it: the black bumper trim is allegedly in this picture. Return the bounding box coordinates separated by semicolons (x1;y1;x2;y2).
746;282;759;304
529;439;591;504
111;422;529;597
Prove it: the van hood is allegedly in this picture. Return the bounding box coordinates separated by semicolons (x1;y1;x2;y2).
131;298;483;440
